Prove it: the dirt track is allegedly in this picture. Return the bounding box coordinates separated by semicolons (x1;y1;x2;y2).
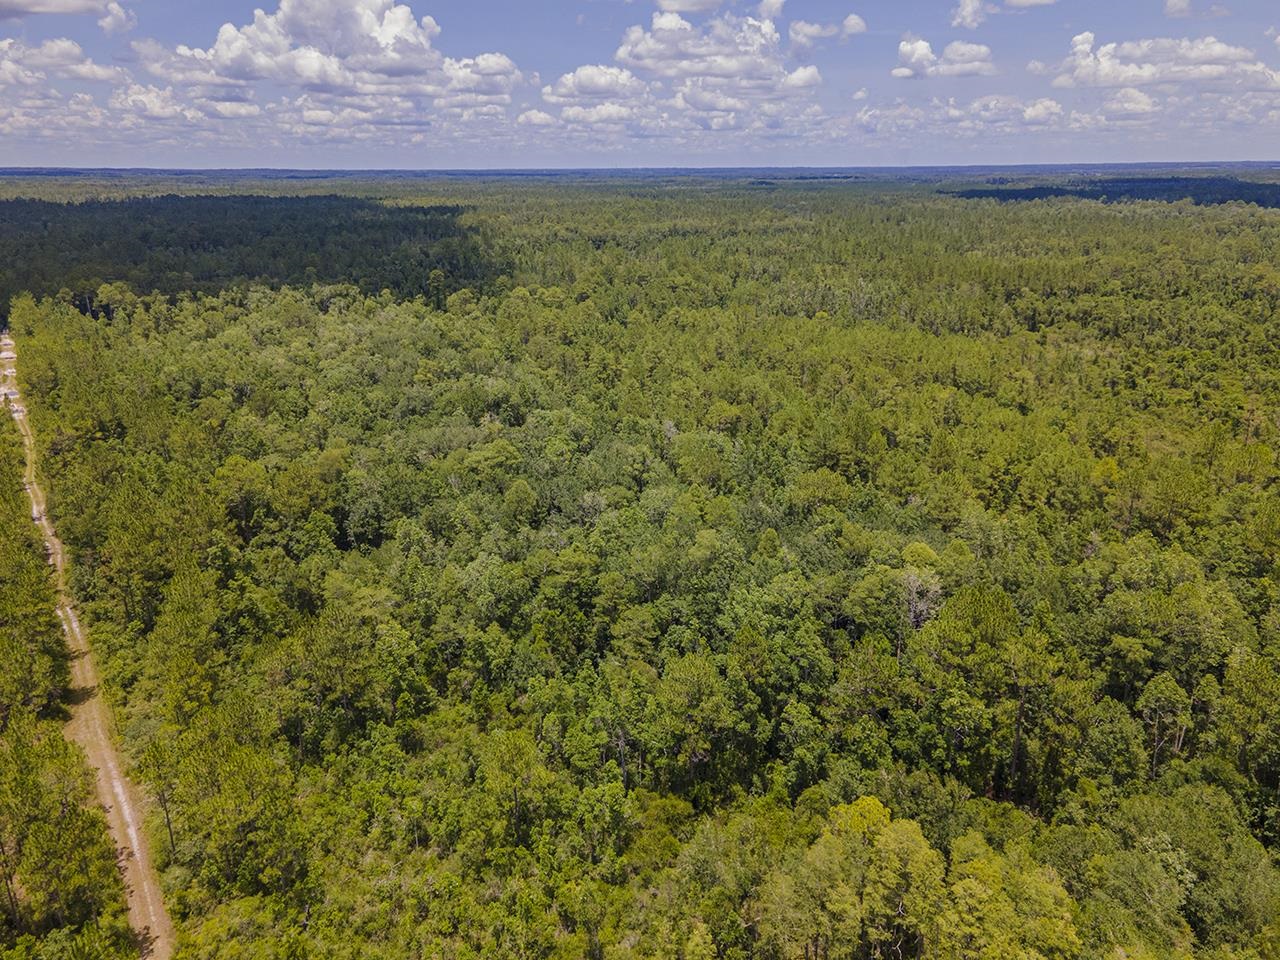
2;335;174;959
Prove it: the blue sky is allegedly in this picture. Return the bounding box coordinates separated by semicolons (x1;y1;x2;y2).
1;0;1278;167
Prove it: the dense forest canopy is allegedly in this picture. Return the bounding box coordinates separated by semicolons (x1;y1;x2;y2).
0;196;504;324
3;170;1280;959
0;412;133;959
951;176;1280;208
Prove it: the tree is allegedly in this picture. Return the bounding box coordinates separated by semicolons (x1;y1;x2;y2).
1136;673;1191;776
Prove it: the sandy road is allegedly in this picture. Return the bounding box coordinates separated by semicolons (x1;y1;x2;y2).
2;335;174;959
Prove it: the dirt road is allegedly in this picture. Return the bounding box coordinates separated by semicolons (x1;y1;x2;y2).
2;335;174;959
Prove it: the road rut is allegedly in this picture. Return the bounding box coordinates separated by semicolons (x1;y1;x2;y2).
2;334;174;959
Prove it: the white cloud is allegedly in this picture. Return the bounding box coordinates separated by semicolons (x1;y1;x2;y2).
110;82;198;120
1021;97;1063;122
789;13;864;49
842;14;867;37
963;94;1058;125
1105;86;1158;114
952;0;993;29
0;0;107;17
0;47;41;86
618;12;776;79
895;39;936;76
517;109;557;126
11;0;1267;161
1165;0;1192;16
952;0;1057;29
851;93;1065;139
543;65;646;104
130;0;526;138
789;21;837;49
78;0;544;150
1051;31;1280;89
0;89;112;140
894;39;996;78
197;97;261;118
656;0;722;11
0;36;125;84
543;9;824;139
782;64;821;88
563;101;635;125
139;0;521;105
97;1;133;33
164;1;443;89
613;11;822;106
436;53;522;111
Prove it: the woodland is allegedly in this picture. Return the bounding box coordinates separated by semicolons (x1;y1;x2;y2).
2;172;1280;959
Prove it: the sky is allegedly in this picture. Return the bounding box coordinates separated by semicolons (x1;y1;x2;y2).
1;0;1279;168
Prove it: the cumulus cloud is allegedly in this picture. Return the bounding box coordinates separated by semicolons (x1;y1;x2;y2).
0;36;125;84
963;93;1061;125
1165;0;1192;16
516;109;557;126
619;11;819;90
197;97;260;119
613;12;822;105
789;21;838;49
121;0;529;144
0;45;41;86
0;88;111;141
543;64;646;104
4;0;1264;162
562;101;635;125
619;12;773;79
1048;31;1280;89
1020;97;1063;122
110;82;198;120
952;0;1057;28
952;0;990;29
1105;86;1158;114
137;0;522;110
789;13;864;49
540;9;824;139
149;0;443;90
852;92;1064;139
97;1;133;33
893;39;996;78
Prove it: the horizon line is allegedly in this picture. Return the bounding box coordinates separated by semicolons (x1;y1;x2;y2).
1;160;1279;176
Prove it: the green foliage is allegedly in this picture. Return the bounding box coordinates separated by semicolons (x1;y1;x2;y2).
0;418;130;957
0;197;503;323
6;177;1280;958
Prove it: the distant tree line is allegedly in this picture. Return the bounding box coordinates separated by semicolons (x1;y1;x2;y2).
0;195;507;324
951;175;1280;208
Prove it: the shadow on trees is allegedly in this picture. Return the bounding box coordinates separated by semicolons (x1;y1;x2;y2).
0;195;508;323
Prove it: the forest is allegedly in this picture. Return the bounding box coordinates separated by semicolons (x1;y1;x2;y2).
2;171;1280;959
0;398;132;958
0;196;503;325
951;176;1280;208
